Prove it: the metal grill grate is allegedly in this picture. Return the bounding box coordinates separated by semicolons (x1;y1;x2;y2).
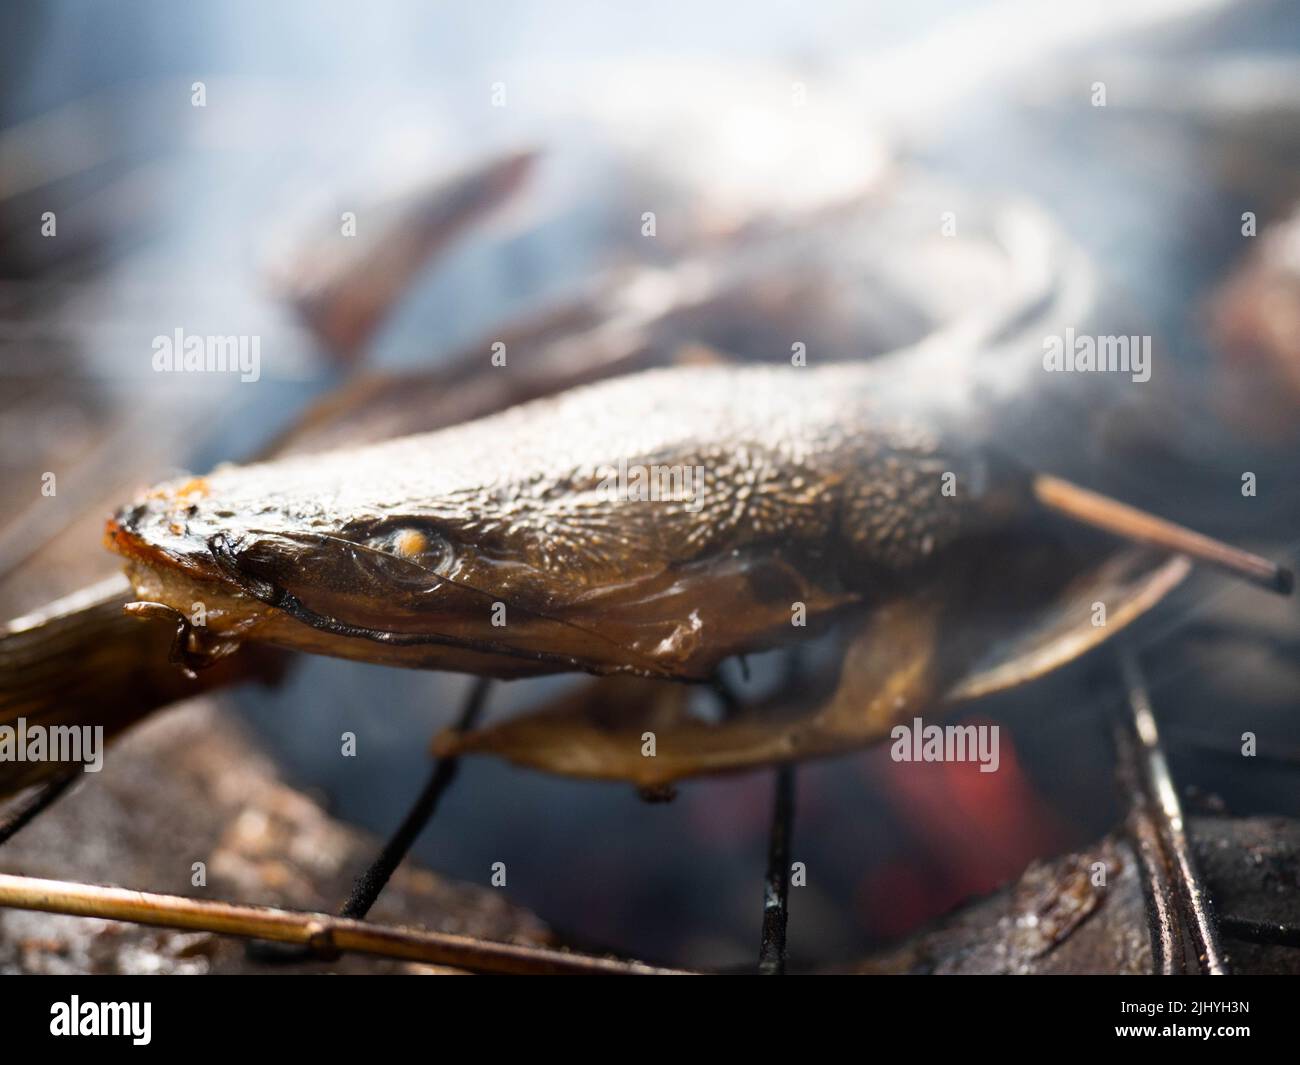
0;639;1297;974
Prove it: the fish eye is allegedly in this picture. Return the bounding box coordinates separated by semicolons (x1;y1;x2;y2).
391;528;428;558
364;523;454;571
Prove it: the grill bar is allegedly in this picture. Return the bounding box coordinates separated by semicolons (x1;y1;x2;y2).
1119;648;1228;975
249;676;492;963
341;676;492;919
1219;915;1300;948
1116;721;1186;974
758;763;795;974
0;770;78;847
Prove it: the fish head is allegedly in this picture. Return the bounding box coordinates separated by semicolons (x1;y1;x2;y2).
105;400;859;679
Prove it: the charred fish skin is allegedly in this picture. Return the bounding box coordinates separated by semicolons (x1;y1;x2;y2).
106;363;1031;680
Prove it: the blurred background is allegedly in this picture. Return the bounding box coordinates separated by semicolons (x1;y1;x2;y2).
2;0;1299;970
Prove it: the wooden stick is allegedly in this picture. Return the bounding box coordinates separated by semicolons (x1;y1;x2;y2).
1034;473;1289;595
0;873;689;975
1033;474;1293;595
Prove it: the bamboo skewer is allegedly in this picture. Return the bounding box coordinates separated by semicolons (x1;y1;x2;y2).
1033;474;1293;595
0;873;690;975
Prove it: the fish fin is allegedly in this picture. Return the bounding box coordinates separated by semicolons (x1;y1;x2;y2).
434;547;1188;784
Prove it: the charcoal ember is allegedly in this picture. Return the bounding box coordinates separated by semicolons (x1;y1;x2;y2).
850;834;1149;974
848;816;1300;974
1194;815;1300;975
0;699;551;974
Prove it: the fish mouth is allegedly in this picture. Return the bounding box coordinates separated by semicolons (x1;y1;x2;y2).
104;473;235;582
104;516;161;566
104;507;274;629
104;513;222;583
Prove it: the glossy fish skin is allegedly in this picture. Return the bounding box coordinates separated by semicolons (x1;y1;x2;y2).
107;362;1030;681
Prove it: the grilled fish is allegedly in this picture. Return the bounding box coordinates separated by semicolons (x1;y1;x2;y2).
105;360;1287;696
105;362;1028;682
